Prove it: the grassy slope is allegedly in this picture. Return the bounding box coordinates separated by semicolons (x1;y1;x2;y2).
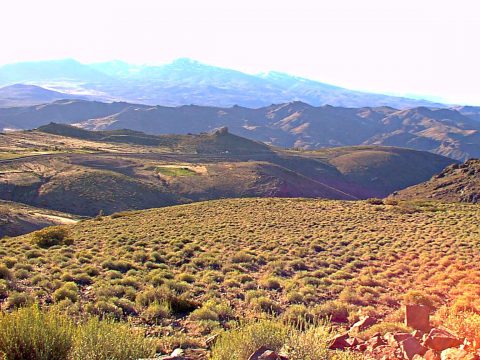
1;198;479;343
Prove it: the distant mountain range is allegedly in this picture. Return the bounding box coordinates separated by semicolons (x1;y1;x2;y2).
0;58;447;108
0;100;479;160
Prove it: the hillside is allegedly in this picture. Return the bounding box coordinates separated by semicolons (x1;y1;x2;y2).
1;198;479;357
0;125;454;216
0;84;82;108
0;58;444;108
1;100;479;160
391;159;480;203
0;200;79;237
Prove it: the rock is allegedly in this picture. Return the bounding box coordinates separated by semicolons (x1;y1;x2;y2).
424;349;441;360
400;337;428;360
328;333;350;350
258;350;288;360
355;343;368;352
171;348;184;357
205;334;219;349
248;346;287;360
350;316;377;332
406;304;431;332
346;337;360;347
440;348;478;360
385;332;413;347
424;328;463;352
412;355;424;360
367;335;386;350
367;344;400;360
413;330;425;339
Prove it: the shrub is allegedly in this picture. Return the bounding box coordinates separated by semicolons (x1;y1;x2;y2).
313;300;352;323
366;198;384;205
283;322;331;360
31;227;72;248
72;317;155;360
403;290;436;309
53;282;79;303
2;257;17;268
0;264;13;281
6;292;34;309
211;320;287;360
141;301;171;323
249;297;281;314
0;305;74;360
359;322;411;339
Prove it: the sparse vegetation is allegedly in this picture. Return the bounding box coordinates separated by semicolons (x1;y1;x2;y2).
0;198;478;358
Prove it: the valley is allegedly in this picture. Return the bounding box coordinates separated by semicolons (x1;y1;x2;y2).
0;124;454;218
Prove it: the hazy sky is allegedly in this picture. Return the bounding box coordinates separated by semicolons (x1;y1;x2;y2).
1;0;479;104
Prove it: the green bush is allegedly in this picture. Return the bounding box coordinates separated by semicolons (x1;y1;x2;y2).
0;305;74;360
71;317;155;360
53;282;79;303
31;227;72;248
0;264;13;281
211;320;287;360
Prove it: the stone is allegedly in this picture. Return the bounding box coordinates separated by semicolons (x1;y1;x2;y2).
328;332;350;350
406;304;431;332
440;348;478;360
400;337;427;360
385;332;413;347
368;335;386;350
355;343;368;352
170;348;184;357
205;334;218;349
248;346;284;360
248;347;268;360
424;328;463;352
350;316;377;332
346;337;360;347
413;330;425;339
424;349;441;360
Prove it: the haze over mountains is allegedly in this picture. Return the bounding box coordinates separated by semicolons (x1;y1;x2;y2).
0;58;446;108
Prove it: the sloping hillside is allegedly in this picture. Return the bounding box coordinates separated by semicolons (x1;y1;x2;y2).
0;200;80;237
0;125;455;215
0;84;82;108
391;159;480;203
0;100;478;160
1;198;479;354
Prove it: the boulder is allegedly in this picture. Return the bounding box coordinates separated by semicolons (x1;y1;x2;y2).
424;349;441;360
424;328;463;352
413;330;425;339
367;335;386;350
385;332;413;347
248;347;288;360
406;304;431;332
350;316;377;332
400;337;427;360
440;348;478;360
328;333;350;350
346;337;360;347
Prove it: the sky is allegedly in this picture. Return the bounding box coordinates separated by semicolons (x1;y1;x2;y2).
1;0;479;104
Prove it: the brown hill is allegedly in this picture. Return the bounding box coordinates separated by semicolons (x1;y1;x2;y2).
0;125;455;216
0;100;479;160
390;159;480;203
0;200;80;237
